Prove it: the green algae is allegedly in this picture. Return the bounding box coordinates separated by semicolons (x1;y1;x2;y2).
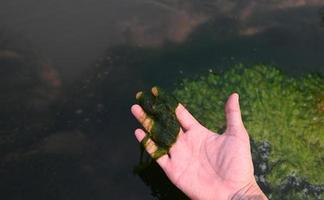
136;86;180;160
173;64;324;185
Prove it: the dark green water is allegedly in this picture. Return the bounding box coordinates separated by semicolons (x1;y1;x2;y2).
0;1;324;199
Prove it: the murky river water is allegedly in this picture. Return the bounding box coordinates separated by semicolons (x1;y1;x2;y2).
1;0;324;199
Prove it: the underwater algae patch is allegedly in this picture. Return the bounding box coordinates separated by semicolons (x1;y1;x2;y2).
133;65;323;199
174;64;324;198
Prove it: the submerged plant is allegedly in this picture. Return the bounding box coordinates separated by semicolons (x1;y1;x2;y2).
173;64;324;198
135;65;323;199
251;140;324;199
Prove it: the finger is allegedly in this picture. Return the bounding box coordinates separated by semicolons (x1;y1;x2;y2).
224;93;246;133
175;103;200;130
168;128;185;154
134;129;169;167
131;104;154;132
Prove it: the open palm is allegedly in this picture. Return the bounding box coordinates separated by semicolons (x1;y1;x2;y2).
131;93;267;200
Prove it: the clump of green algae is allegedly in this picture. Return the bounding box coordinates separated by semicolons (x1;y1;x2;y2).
136;86;181;160
173;64;324;185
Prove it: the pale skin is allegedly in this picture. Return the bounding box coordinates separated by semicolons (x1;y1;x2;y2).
131;93;268;200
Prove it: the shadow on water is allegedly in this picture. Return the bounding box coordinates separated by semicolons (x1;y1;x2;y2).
0;1;324;199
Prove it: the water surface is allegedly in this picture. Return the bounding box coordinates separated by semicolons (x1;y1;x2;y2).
1;0;324;199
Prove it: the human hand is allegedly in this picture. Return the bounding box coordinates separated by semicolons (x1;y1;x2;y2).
131;93;267;200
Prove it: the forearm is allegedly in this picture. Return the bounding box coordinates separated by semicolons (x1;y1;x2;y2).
229;181;268;200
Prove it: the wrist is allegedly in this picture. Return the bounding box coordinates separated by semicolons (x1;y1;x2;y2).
229;180;268;200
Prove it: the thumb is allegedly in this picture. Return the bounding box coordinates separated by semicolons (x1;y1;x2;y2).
225;93;245;133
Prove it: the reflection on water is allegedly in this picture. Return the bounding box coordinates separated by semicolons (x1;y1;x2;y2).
0;0;324;199
320;6;324;26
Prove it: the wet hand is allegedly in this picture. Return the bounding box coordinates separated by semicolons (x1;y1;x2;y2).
131;93;267;200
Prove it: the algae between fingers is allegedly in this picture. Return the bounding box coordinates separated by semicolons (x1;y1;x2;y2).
135;86;181;160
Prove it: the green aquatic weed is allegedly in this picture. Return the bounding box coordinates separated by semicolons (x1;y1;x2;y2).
136;86;181;160
174;64;324;185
